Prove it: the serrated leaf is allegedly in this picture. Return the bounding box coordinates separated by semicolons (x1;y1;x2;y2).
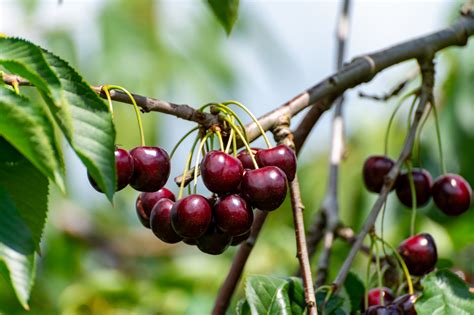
0;37;70;131
245;275;293;315
0;245;36;310
207;0;239;35
0;138;50;248
236;299;251;315
316;290;349;315
416;269;474;315
344;272;365;312
42;50;116;200
0;85;65;191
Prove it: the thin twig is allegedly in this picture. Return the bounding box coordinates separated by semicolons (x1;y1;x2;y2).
358;68;419;101
331;57;435;293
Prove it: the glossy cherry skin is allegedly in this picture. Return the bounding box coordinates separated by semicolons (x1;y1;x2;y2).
197;223;232;255
170;194;212;239
392;294;417;315
183;238;197;246
256;144;297;181
398;233;437;276
365;305;402;315
215;194;253;236
240;166;288;211
129;146;170;192
200;150;244;194
150;198;182;244
363;156;395;193
237;148;261;170
367;287;395;307
396;168;432;208
230;230;251;246
88;148;134;192
432;174;472;216
135;188;176;228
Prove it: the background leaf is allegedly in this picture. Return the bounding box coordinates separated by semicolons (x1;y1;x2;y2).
0;85;65;191
245;275;294;315
343;272;365;313
207;0;239;35
415;269;474;315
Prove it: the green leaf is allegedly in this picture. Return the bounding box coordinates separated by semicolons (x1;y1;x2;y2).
0;139;48;309
236;299;251;315
42;50;116;200
343;272;365;313
207;0;239;35
245;275;295;315
0;37;70;130
416;269;474;315
0;85;65;191
315;290;349;315
0;138;49;250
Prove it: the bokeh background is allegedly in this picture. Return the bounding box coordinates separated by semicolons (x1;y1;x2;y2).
0;0;473;314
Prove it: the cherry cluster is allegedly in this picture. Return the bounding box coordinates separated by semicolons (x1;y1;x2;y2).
363;155;472;216
88;146;170;193
134;144;296;255
364;288;417;315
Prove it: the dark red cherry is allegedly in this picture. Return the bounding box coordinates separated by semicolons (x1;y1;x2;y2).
365;305;402;315
363;156;395;193
183;238;197;246
367;287;395;307
197;223;232;255
256;144;297;181
170;194;212;239
200;151;244;194
150;198;182;244
432;174;472;216
88;148;134;192
392;294;417;315
135;188;176;228
230;230;251;246
398;233;437;276
396;169;432;208
129;146;170;192
237;148;261;169
241;166;288;211
215;194;253;236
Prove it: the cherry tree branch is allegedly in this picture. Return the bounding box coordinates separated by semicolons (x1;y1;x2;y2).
331;57;435;292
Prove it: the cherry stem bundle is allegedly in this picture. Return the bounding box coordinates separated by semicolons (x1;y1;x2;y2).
405;160;418;236
430;102;447;174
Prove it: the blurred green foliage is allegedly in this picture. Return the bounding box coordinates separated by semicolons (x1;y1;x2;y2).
1;1;473;314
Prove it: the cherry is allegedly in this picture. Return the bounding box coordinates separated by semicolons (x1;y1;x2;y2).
150;198;182;244
365;305;402;315
215;194;253;236
363;156;395;193
237;148;261;169
432;174;472;216
240;166;288;211
256;144;297;181
200;150;244;194
396;168;432;208
129;146;170;192
170;194;212;239
230;230;251;246
392;294;417;315
183;238;197;246
88;148;134;192
135;188;176;228
196;223;232;255
398;233;437;276
367;287;395;307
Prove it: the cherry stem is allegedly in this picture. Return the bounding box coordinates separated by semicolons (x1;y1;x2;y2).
101;86;114;119
199;102;248;142
430;102;446;174
373;234;385;306
216;130;225;151
223;100;272;148
193;132;212;194
415;106;432;167
225;128;234;154
384;89;419;156
223;117;259;169
11;80;20;94
170;126;199;159
107;85;145;147
365;239;375;310
406;160;417;236
178;135;200;200
380;201;389;257
374;235;414;295
406;95;418;129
